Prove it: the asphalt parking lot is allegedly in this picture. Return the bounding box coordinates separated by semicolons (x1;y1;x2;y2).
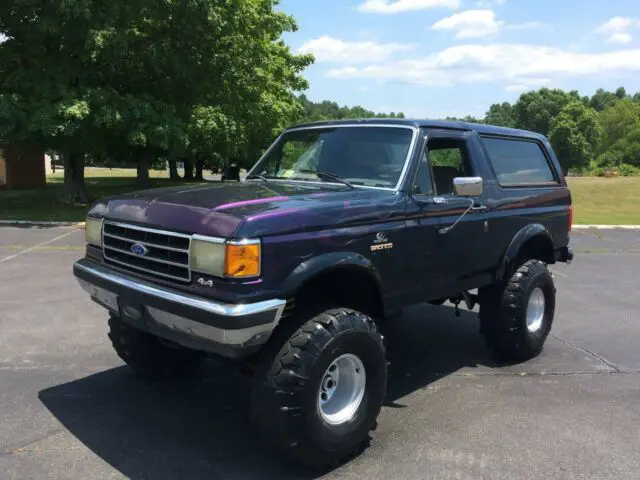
1;225;639;480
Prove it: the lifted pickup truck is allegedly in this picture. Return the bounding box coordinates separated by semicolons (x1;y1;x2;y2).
74;119;573;467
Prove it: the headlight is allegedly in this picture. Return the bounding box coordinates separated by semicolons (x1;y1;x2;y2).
85;217;103;247
191;236;261;278
191;236;226;277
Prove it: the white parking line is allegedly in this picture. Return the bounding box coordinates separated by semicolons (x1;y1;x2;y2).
550;268;568;278
0;229;81;263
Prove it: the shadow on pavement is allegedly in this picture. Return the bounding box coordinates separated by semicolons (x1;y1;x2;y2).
384;303;499;404
39;303;498;479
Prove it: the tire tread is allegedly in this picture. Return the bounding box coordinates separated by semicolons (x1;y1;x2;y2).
251;307;385;468
108;316;202;380
479;260;555;362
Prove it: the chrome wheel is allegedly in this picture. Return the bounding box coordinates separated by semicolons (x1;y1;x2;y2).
318;353;366;426
526;287;545;333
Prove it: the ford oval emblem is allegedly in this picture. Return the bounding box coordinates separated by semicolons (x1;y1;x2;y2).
130;243;149;256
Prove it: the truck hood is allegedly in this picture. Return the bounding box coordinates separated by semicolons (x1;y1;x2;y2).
89;181;400;238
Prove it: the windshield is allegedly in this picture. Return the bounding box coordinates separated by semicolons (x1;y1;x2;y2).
249;126;414;189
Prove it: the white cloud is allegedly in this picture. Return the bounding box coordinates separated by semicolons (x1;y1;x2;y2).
357;0;460;14
432;9;503;38
298;36;415;62
609;33;633;44
326;43;640;87
432;10;544;39
595;16;640;44
595;17;639;33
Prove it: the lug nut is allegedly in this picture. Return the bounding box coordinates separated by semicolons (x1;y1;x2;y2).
321;392;328;401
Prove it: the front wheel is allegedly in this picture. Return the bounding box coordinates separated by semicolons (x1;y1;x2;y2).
251;308;387;468
479;260;556;362
108;316;203;380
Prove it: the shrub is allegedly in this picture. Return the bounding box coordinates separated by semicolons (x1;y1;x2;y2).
617;164;640;176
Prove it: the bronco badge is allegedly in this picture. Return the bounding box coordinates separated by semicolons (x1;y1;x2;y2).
371;232;393;251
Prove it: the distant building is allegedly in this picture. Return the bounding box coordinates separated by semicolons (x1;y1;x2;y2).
0;146;46;189
0;151;6;187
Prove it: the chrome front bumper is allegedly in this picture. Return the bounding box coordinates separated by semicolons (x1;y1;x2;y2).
73;259;286;358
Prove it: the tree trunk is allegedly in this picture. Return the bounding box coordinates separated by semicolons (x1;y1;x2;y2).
183;157;194;181
194;155;204;181
169;157;179;181
137;151;151;188
61;152;89;203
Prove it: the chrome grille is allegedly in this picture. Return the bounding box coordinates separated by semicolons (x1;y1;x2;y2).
102;222;191;282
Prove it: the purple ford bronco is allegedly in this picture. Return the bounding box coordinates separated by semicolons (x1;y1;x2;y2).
74;119;573;467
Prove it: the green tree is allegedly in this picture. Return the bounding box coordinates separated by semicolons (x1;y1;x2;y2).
548;102;602;174
513;88;582;136
484;102;516;128
588;87;627;112
599;98;640;151
296;95;405;124
597;98;640;169
0;0;311;199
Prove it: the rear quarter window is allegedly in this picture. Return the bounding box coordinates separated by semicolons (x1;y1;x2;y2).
481;137;559;186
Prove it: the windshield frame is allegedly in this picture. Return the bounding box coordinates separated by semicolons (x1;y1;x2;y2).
245;124;419;192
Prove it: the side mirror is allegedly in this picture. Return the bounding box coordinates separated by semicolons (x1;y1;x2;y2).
453;176;483;197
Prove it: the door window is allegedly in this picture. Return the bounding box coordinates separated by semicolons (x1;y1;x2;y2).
427;138;474;195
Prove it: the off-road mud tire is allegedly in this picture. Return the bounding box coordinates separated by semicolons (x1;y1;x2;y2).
251;308;387;468
479;260;556;362
108;315;203;380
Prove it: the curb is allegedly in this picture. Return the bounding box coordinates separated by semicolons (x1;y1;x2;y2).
573;225;640;230
0;220;85;228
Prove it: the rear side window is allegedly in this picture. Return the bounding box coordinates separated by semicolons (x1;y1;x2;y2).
481;137;558;186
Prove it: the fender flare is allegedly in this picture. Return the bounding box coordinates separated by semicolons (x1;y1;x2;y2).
279;251;384;300
497;224;554;282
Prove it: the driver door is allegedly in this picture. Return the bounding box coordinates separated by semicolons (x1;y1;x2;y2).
405;130;490;300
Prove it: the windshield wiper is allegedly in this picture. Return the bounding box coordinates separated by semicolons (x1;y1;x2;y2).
298;170;355;189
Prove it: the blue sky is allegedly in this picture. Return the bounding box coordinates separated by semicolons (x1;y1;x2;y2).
279;0;640;119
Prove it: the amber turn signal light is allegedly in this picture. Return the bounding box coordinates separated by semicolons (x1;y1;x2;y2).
224;242;261;278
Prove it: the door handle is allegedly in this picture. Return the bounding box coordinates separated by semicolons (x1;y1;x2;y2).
471;205;488;212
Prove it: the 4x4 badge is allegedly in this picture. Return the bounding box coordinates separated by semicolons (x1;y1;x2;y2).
197;277;214;288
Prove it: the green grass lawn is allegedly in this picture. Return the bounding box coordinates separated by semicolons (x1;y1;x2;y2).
47;167;171;181
1;171;639;224
0;168;202;222
567;177;640;225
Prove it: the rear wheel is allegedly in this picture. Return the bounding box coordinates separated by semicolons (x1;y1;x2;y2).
108;316;203;380
479;260;556;362
251;307;387;468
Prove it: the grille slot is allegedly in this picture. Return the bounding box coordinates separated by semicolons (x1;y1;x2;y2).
103;222;191;282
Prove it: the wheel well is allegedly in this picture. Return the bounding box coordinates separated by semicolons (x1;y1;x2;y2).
287;267;385;321
518;235;555;265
